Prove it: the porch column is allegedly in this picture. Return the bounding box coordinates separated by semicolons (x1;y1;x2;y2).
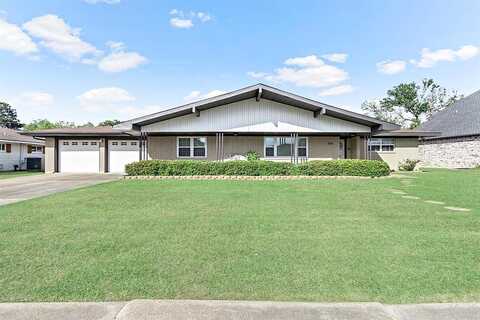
290;133;298;164
216;133;224;161
144;132;149;160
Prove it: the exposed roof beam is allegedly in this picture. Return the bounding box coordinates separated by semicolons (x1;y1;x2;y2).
256;87;262;101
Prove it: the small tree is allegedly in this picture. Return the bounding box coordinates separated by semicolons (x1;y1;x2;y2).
98;119;121;127
362;79;461;128
0;102;23;129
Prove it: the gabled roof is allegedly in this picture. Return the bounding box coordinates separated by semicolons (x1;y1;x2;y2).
0;127;44;144
116;84;401;131
420;89;480;139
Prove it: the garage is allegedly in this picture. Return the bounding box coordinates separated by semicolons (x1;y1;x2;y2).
59;140;100;173
108;140;139;173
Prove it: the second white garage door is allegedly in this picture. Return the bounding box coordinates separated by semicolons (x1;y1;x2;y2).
108;140;139;173
59;140;100;173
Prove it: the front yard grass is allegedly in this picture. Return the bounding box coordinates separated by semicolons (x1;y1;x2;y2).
0;170;42;179
0;169;479;303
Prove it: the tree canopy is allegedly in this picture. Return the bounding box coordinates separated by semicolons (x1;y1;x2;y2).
361;79;461;128
0;102;23;129
23;119;76;131
98;119;121;127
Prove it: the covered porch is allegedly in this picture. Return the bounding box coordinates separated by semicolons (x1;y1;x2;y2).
138;132;371;163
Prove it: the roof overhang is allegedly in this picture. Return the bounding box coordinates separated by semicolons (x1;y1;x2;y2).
372;130;441;137
119;84;400;131
22;129;140;138
0;139;44;145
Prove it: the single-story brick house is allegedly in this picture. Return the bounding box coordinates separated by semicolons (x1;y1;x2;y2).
27;84;437;173
420;89;480;168
0;127;45;171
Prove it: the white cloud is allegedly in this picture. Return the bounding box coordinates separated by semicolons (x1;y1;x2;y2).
170;17;193;29
322;53;348;63
0;18;38;55
98;51;147;73
84;0;121;4
23;14;100;61
456;45;479;60
284;55;324;67
184;90;226;101
196;12;211;22
274;65;348;88
412;45;479;68
318;85;354;97
78;87;135;112
169;9;212;28
249;54;349;88
376;60;406;75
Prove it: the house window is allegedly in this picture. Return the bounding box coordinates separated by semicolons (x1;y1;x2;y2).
0;144;5;152
264;137;308;158
368;138;395;152
91;141;97;146
72;141;78;146
63;141;69;146
177;137;207;158
131;141;137;146
31;145;43;153
82;141;89;146
112;142;118;146
121;141;127;146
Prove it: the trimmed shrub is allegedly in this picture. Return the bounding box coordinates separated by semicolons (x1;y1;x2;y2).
294;160;390;177
126;159;390;177
245;150;261;161
398;159;421;171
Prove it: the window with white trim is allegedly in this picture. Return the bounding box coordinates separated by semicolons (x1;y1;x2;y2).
0;144;5;152
31;145;43;153
177;137;207;158
368;138;395;152
264;137;308;158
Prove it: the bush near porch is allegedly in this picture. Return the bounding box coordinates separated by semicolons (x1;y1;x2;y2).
125;159;391;177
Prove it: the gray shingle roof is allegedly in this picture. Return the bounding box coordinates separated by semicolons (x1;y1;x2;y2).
0;127;44;144
420;89;480;138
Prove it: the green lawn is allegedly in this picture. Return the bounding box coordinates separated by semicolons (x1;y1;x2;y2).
0;169;479;303
0;170;42;179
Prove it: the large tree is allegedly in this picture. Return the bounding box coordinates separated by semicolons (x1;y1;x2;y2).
24;119;76;131
361;79;461;128
0;102;23;129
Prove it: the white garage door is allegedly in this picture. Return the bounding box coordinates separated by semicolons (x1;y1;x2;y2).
108;140;139;173
59;140;100;173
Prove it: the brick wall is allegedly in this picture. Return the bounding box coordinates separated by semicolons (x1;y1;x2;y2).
419;135;480;168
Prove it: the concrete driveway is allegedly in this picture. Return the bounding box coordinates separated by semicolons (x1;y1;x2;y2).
0;173;122;206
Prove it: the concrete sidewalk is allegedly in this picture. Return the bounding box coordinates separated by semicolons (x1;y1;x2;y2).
0;300;479;320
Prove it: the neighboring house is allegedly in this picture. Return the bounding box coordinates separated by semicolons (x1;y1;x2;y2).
27;84;437;173
420;90;480;168
0;127;45;171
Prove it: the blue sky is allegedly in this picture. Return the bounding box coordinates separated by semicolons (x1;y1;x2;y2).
1;0;479;124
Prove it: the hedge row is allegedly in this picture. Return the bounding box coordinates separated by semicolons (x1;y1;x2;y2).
125;159;390;177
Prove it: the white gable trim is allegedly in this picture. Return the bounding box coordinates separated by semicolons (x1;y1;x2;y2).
143;98;371;133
